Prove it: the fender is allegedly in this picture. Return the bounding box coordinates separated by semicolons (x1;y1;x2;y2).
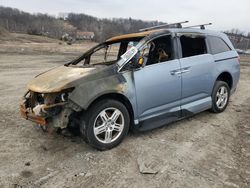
68;71;138;117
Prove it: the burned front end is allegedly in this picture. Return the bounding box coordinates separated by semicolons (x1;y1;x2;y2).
20;89;77;129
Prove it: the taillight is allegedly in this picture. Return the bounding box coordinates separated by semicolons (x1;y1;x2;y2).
237;56;240;64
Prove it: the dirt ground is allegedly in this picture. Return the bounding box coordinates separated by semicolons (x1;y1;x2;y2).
0;34;249;188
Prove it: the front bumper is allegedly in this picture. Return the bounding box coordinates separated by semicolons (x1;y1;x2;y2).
20;103;47;125
20;100;66;126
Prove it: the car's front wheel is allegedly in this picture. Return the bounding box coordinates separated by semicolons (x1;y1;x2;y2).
80;99;130;150
211;81;230;113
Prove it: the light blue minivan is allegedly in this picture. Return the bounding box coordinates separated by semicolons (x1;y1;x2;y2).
21;25;240;150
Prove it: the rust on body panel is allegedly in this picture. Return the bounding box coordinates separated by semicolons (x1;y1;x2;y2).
20;103;47;125
106;30;162;42
20;30;144;130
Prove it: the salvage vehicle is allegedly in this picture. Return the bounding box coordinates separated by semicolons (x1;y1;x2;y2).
20;22;240;150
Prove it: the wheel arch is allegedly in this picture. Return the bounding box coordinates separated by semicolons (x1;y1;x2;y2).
216;72;233;89
85;92;135;126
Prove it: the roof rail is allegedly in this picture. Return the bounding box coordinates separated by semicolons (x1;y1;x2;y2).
184;23;212;30
139;21;189;32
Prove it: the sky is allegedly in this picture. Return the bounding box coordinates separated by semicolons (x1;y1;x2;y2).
1;0;250;33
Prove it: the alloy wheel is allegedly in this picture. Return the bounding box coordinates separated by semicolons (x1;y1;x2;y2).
216;86;229;109
93;108;125;144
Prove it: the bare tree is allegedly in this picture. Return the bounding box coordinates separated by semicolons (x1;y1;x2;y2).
0;6;165;41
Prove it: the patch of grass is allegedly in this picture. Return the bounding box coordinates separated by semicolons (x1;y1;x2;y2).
0;26;9;37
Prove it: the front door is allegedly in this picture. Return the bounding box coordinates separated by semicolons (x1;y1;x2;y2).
133;35;182;129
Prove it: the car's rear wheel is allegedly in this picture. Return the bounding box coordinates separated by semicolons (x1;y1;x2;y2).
80;99;130;150
211;81;230;113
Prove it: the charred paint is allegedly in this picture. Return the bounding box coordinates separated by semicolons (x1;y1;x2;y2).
27;65;96;93
21;29;170;128
106;29;163;42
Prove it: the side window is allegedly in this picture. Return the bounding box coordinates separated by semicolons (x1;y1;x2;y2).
207;36;231;54
145;35;173;66
180;35;207;58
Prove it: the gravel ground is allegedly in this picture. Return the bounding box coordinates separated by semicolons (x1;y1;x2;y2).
0;38;249;188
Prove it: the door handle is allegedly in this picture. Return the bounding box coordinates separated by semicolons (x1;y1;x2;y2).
170;70;182;75
181;67;191;74
181;69;190;74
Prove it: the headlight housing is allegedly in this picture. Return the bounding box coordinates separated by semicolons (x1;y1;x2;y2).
60;93;69;102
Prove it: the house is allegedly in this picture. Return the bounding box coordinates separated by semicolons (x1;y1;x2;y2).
76;31;95;40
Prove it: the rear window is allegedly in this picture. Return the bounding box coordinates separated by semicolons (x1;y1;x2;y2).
207;36;231;54
180;35;207;58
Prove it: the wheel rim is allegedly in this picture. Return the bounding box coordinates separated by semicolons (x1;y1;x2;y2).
216;86;228;109
93;107;125;144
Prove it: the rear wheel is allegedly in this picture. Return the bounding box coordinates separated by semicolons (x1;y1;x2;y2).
210;81;230;113
80;99;130;150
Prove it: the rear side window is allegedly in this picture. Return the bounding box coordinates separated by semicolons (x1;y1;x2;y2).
180;35;207;58
207;36;231;54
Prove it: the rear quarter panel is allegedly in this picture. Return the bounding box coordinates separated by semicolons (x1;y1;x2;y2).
212;50;240;92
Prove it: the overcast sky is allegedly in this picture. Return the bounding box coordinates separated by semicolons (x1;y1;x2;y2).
1;0;250;33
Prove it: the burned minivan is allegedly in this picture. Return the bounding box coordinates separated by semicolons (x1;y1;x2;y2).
20;23;240;150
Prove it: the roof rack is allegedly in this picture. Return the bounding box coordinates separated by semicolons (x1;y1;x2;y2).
183;23;212;30
139;21;189;32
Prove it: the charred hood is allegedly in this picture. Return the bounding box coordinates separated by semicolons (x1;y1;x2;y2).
27;65;113;93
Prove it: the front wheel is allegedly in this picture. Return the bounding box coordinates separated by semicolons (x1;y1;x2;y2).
80;99;130;150
210;81;230;113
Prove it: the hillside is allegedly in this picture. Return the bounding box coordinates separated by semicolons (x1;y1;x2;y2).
0;32;60;43
0;6;164;42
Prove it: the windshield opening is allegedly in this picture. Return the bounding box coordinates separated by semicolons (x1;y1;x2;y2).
69;37;143;66
89;42;122;65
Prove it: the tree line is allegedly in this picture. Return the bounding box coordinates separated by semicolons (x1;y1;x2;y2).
0;6;163;41
1;6;249;43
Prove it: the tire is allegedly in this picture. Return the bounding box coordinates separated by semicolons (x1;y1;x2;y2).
210;81;230;113
80;99;130;150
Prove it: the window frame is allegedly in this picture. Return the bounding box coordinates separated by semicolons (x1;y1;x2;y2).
88;42;121;65
177;33;209;59
140;34;178;68
206;35;232;55
68;37;143;66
